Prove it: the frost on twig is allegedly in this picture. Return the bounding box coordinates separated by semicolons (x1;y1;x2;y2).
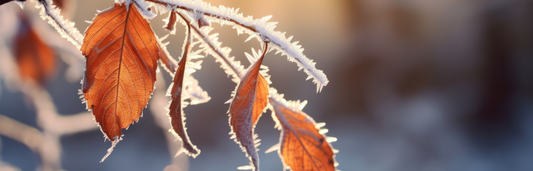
147;0;329;91
177;10;246;83
32;0;83;49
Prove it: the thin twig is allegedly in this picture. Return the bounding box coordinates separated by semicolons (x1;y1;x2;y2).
35;0;84;49
177;10;245;80
146;0;328;90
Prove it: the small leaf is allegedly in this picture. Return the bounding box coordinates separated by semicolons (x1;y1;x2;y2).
167;22;200;157
14;14;56;86
270;99;337;171
228;44;270;171
164;10;177;34
80;3;160;161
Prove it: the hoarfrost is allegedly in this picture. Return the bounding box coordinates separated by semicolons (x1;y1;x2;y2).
155;0;329;91
33;0;83;49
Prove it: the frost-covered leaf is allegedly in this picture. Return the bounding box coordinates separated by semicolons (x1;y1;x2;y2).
228;45;270;171
269;96;337;171
163;10;177;34
167;23;200;158
14;14;56;86
80;3;160;161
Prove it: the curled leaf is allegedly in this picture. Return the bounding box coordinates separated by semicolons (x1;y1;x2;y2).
164;10;177;34
228;44;270;171
80;3;160;161
167;22;200;157
269;97;337;171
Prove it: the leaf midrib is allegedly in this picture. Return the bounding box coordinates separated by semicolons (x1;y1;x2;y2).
114;4;133;129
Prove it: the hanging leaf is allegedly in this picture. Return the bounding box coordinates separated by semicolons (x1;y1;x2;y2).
269;99;337;171
163;10;177;34
80;3;160;161
228;44;270;171
167;23;200;157
14;14;56;86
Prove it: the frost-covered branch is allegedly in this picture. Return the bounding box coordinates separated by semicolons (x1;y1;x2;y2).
32;0;84;49
146;0;328;91
176;10;245;83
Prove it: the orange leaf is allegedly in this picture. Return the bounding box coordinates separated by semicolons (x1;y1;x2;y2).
14;15;56;86
168;24;200;157
228;45;269;171
80;3;160;160
271;100;336;171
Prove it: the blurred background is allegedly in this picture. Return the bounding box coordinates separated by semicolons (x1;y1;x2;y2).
1;0;533;171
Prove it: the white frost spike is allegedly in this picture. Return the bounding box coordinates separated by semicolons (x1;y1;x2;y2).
265;143;280;154
260;15;272;22
315;122;326;129
244;52;254;64
287;36;293;42
326;137;338;143
244;34;257;43
245;48;262;64
237;165;254;170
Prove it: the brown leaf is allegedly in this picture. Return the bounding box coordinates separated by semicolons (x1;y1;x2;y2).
167;24;200;157
164;10;177;33
270;100;336;171
80;3;160;160
228;45;269;171
14;15;56;86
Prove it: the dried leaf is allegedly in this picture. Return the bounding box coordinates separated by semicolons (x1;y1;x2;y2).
164;10;177;34
14;15;56;86
167;23;200;157
270;99;336;171
80;3;160;161
228;45;269;171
